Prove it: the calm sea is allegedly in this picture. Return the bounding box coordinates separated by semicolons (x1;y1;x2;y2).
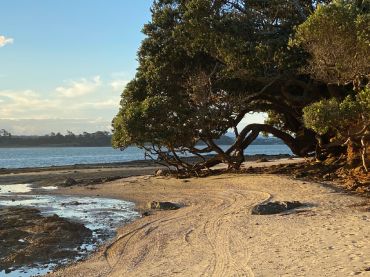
0;145;292;169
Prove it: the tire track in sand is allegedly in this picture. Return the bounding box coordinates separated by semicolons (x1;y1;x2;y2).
201;189;269;277
53;185;270;277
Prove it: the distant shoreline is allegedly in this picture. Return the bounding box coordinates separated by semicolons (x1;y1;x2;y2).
0;142;285;149
0;133;284;148
0;145;119;149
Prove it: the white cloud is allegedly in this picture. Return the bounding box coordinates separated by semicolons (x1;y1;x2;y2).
0;74;128;134
77;98;119;109
109;71;131;92
0;90;58;118
0;35;14;47
0;87;118;120
56;76;101;98
0;118;112;135
110;79;129;92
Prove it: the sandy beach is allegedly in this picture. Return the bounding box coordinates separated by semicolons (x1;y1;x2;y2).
29;158;369;277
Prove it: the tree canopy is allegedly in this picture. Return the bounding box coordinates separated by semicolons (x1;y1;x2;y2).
292;0;369;86
112;0;369;173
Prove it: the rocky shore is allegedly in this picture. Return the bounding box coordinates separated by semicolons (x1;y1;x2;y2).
0;207;92;273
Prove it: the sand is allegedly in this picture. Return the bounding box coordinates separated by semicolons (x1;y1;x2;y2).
45;159;370;277
0;160;160;187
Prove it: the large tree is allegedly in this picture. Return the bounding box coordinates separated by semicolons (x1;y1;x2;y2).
112;0;350;173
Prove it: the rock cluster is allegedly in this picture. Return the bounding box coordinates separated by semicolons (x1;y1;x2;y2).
148;201;181;210
0;207;92;271
252;201;303;215
62;177;78;187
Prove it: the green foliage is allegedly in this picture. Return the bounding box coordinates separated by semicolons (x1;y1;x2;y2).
264;111;293;135
303;87;370;139
303;98;342;135
178;0;320;77
292;0;370;84
113;0;356;167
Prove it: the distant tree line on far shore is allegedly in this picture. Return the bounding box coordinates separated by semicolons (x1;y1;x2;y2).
0;130;112;147
0;129;284;147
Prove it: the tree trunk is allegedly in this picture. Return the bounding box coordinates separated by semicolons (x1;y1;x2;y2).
228;124;316;157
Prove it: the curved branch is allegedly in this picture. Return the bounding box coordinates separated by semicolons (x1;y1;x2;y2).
227;123;310;156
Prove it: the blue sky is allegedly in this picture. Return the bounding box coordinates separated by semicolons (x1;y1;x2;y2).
0;0;264;135
0;0;152;134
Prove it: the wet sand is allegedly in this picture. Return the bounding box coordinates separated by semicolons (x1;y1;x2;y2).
41;158;370;277
0;160;161;187
0;154;292;187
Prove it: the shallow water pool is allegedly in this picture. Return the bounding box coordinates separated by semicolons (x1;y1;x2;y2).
0;184;140;276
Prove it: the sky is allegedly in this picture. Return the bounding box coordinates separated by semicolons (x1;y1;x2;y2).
0;0;264;135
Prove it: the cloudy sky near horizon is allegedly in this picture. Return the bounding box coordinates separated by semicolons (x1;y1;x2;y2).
1;0;265;135
0;1;153;135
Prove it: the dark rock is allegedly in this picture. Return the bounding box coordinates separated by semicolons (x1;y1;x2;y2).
141;210;154;217
62;177;77;187
148;201;180;210
252;201;304;215
294;172;308;178
61;201;82;206
285;201;304;210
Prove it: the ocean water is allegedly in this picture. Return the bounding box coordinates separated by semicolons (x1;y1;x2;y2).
0;145;292;169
